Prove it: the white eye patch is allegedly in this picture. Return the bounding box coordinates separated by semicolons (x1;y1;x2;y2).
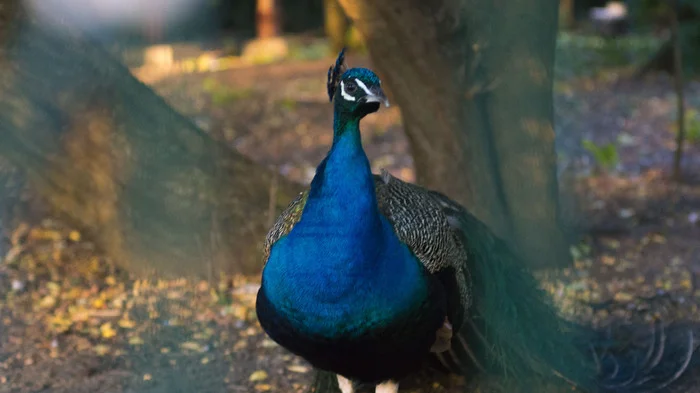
340;81;356;101
339;78;376;102
354;78;373;95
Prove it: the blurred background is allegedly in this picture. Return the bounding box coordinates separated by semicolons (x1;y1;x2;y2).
0;0;699;392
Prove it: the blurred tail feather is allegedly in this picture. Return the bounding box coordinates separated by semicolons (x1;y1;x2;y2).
594;321;699;392
433;199;596;391
308;369;340;393
432;193;699;392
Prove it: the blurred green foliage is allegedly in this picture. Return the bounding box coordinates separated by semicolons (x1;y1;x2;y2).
202;77;253;106
582;140;619;173
555;33;662;79
287;40;331;61
676;108;700;143
278;97;298;111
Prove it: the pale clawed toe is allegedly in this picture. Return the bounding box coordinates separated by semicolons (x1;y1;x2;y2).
430;318;453;353
375;380;399;393
337;375;355;393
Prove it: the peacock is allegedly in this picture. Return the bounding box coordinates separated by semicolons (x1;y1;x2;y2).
255;49;699;393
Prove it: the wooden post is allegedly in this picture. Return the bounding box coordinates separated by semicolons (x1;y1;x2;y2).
256;0;280;38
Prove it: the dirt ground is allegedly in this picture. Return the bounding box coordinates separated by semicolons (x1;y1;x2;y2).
1;53;700;393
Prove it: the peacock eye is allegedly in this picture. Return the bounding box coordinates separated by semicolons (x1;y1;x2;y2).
344;82;357;94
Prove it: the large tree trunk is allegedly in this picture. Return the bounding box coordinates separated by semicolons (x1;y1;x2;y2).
325;0;350;54
338;0;570;268
0;3;301;277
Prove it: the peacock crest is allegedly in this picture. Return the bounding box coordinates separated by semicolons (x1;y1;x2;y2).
326;47;347;102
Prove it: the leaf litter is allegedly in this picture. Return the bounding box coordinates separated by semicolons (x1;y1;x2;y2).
0;218;310;393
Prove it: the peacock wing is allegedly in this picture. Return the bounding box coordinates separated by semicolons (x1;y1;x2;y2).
373;170;472;331
262;190;308;267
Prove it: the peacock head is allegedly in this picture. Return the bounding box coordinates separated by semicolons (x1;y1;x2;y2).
327;48;389;118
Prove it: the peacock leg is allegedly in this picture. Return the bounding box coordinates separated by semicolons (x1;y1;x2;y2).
337;375;354;393
430;317;453;353
375;380;399;393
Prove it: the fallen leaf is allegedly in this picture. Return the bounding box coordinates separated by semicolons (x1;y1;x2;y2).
287;365;309;373
680;279;692;290
118;318;136;329
48;314;73;333
180;341;203;352
38;295;56;309
249;370;268;382
94;344;110;356
614;292;633;302
260;339;277;348
4;245;25;264
100;322;117;339
233;340;247;351
68;231;81;242
651;234;666;244
71;308;90;322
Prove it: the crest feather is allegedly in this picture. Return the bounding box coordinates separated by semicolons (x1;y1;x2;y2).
327;48;347;102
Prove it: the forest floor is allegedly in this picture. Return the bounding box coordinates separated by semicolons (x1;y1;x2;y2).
1;47;700;393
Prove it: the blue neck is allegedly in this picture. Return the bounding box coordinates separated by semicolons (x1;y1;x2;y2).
305;113;381;232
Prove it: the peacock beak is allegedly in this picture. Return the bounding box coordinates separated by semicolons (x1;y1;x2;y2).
361;86;390;108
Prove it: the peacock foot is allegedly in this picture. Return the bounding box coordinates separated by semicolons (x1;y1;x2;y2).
430;317;453;353
337;375;354;393
376;380;399;393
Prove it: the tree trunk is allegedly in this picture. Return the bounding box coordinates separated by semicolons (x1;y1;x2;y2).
671;0;687;180
637;6;700;77
559;0;576;30
256;0;281;38
325;0;350;54
0;3;301;277
337;0;571;268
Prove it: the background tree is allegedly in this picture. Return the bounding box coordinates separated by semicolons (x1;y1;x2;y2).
634;0;700;76
337;0;571;268
324;0;350;54
560;0;576;30
669;0;687;181
256;0;281;38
